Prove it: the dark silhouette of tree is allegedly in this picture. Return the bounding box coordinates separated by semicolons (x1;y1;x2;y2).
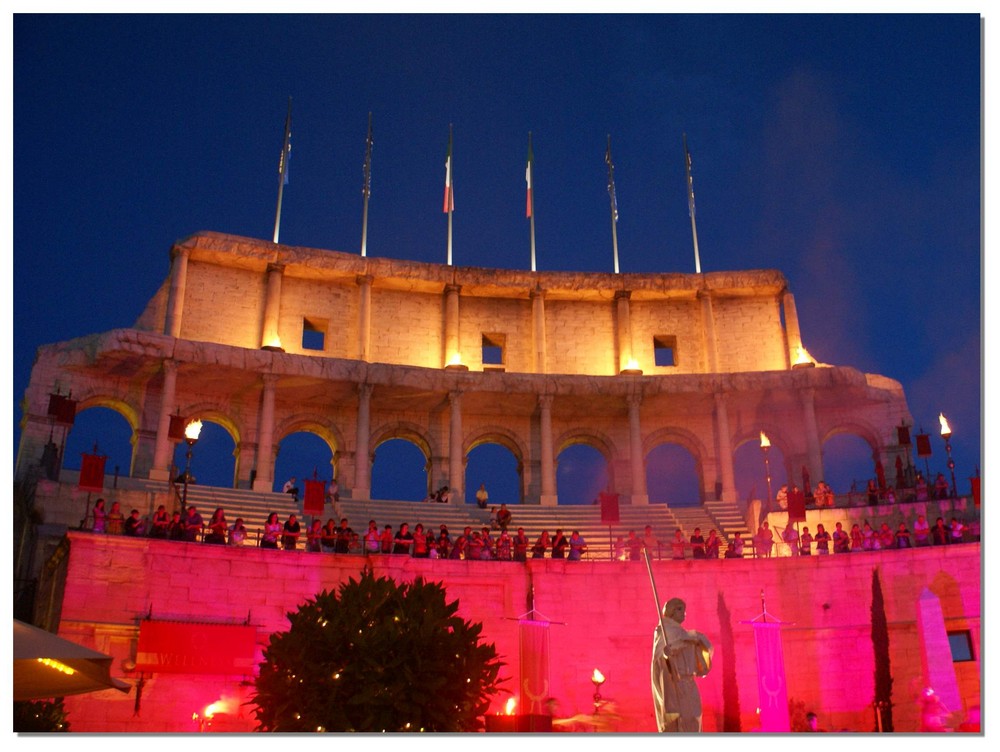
716;592;741;731
871;567;894;731
250;570;503;732
13;699;70;732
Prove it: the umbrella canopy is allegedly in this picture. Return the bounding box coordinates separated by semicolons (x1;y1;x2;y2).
13;620;131;701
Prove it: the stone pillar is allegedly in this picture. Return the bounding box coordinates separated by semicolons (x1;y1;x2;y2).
628;395;648;504
357;274;373;361
799;388;824;486
448;391;464;502
252;374;279;492
443;283;461;367
531;287;546;374
615;290;634;373
698;288;719;373
782;289;803;368
260;263;285;349
714;391;737;502
164;245;191;338
148;359;178;481
538;395;557;506
353;383;373;500
916;587;963;714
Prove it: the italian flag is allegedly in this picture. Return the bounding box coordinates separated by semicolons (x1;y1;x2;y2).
525;136;534;218
443;132;454;213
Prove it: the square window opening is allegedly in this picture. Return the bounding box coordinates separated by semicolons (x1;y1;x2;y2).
302;318;327;351
947;630;975;662
654;335;677;367
482;334;505;367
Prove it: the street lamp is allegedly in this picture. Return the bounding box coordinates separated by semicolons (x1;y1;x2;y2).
939;413;957;499
760;431;773;510
181;420;203;515
591;668;606;714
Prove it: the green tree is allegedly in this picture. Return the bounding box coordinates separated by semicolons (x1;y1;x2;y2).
250;570;504;732
13;699;70;732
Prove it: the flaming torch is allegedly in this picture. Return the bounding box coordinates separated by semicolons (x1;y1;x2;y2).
939;413;957;498
592;668;606;714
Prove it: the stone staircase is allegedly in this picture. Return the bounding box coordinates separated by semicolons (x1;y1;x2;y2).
169;484;301;539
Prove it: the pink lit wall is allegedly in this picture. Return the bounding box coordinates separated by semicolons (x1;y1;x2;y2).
51;533;980;732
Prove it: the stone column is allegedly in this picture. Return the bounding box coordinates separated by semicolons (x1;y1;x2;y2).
357;274;373;361
615;290;634;373
799;388;824;486
538;394;557;506
252;374;279;492
531;287;547;373
443;283;461;367
148;359;178;481
164;245;191;338
628;395;648;504
353;383;373;500
698;288;719;373
260;263;285;349
448;391;464;502
714;391;737;502
782;290;803;368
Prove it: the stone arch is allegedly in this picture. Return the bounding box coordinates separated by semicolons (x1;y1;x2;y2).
370;421;437;466
274;414;345;458
820;420;881;458
464;425;527;504
62;395;140;476
553;428;618;464
175;404;243;489
642;426;709;504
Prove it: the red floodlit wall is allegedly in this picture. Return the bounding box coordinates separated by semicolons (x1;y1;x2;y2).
52;532;980;733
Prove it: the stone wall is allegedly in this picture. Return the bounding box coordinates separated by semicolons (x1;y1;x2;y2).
50;532;981;733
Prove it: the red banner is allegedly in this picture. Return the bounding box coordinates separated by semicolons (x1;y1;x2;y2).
136;621;258;675
303;479;325;515
599;492;620;525
78;453;107;492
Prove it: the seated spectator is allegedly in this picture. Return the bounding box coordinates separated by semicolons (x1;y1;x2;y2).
92;498;107;533
392;522;413;554
878;523;895;550
438;525;452;558
849;523;863;551
895;523;912;549
335;518;353;554
261;512;281;549
884;486;897;504
362;520;380;554
322;519;339;552
480;528;495;559
513;528;529;562
725;531;745;559
813;524;830;555
532;530;550;559
775;484;789;511
124;509;145;537
475;484;489;509
814;481;834;508
832;522;850;554
380;524;394;553
496;530;513;561
412;524;429;558
496;503;512;532
704;530;721;559
282;514;301;550
306;519;323;553
950;517;965;544
931;517;949;546
627;530;643;561
934;473;950;500
424;527;436;558
439;486;452;504
915;473;929;501
229;518;248;546
467;531;484;560
326;479;340;506
205;507;227;544
754;522;774;558
799;526;813;555
107;501;125;535
781;525;799;557
183;506;204;542
671;529;687;560
614;536;627;561
642;525;660;558
867;479;879;506
689;528;706;559
168;511;185;541
282;476;300;501
862;521;877;551
568;531;587;561
551;530;568;559
449;534;466;559
913;515;931;546
149;504;169;538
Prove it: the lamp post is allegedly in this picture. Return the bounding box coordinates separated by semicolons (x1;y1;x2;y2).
180;420;203;515
939;413;957;499
591;668;606;714
760;431;773;511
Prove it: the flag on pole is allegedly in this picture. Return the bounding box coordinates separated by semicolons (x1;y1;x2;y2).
525;134;534;218
684;135;695;219
606;138;618;223
362;112;373;199
278;105;292;186
443;127;454;213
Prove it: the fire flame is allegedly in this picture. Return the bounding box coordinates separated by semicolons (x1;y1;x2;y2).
625;357;639;371
203;697;237;718
184;419;203;442
592;668;606;684
505;697;517;715
447;352;463;367
794;346;812;365
759;431;770;448
939;413;952;436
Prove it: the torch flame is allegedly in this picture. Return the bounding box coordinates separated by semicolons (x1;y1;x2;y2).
184;419;203;442
447;352;463;367
759;431;770;448
505;697;517;715
794;346;812;365
625;357;639;371
939;413;952;436
592;668;606;684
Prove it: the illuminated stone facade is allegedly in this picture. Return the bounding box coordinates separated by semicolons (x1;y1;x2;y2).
17;230;912;505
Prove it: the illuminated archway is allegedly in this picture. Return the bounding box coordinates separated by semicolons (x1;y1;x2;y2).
62;402;135;479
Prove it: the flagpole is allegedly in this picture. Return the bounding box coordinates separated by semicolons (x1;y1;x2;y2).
527;132;536;272
683;133;702;274
606;134;620;274
445;124;454;266
361;111;373;257
273;97;292;244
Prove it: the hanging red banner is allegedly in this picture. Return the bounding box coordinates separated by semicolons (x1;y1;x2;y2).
78;453;107;492
303;479;325;516
136;621;258;675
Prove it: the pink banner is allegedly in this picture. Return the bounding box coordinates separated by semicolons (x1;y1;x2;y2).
519;620;550;714
136;621;257;675
753;621;790;732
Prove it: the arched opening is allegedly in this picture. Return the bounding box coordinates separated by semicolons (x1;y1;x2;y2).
645;443;700;507
465;442;521;505
556;444;608;505
822;433;877;496
732;439;788;505
172;420;237;489
273;431;336;493
371;438;428;501
62;405;134;480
